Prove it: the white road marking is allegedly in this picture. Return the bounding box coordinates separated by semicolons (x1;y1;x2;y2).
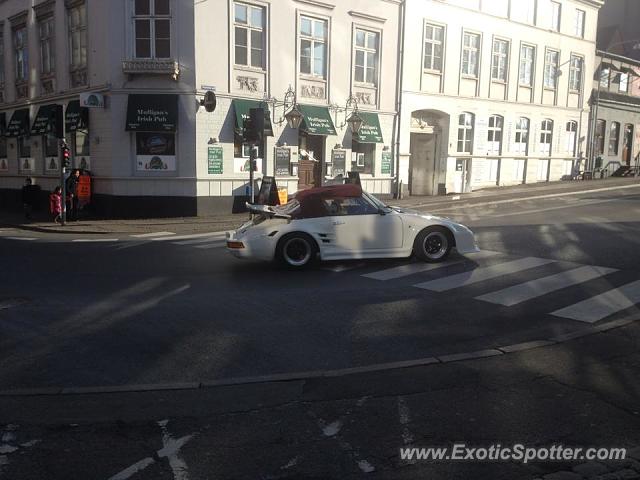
194;241;227;249
414;257;555;292
551;280;640;323
397;397;414;446
151;231;226;242
481;198;622;218
477;266;618;306
72;238;119;242
362;250;500;281
131;231;176;238
174;234;227;245
108;420;195;480
3;237;37;241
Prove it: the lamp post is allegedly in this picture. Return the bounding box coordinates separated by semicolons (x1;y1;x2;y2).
330;94;364;136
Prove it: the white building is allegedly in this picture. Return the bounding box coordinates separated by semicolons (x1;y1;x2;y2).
396;0;603;196
0;0;401;217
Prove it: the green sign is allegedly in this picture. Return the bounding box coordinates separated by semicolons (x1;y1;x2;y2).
208;146;223;174
381;151;392;175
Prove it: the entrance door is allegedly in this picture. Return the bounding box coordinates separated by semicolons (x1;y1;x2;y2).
409;132;438;195
623;124;634;166
298;160;320;190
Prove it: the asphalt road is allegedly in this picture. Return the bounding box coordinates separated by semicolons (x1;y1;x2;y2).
1;182;639;479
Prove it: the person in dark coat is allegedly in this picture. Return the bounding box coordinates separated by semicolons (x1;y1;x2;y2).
65;169;81;221
21;178;40;220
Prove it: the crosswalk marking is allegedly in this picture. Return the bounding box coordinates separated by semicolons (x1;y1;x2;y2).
194;241;227;250
73;238;119;243
131;232;176;238
551;280;640;323
414;257;555;292
174;234;227;245
476;266;618;306
362;250;501;281
151;231;226;242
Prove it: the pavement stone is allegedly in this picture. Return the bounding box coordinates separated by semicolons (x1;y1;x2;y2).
572;461;610;477
543;471;584;480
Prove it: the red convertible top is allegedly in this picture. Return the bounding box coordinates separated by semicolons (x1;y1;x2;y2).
295;184;362;201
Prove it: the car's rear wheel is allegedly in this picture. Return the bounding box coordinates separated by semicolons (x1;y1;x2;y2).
276;233;318;269
414;226;453;263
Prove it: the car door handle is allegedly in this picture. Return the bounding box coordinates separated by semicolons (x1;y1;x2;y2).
332;221;346;225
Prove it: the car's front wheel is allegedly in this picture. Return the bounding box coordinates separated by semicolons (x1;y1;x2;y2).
414;226;453;263
276;233;318;269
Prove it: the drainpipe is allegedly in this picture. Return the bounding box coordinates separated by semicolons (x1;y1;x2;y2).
392;0;406;199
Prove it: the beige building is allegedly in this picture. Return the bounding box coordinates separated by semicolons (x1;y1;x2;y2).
0;0;401;216
397;0;603;196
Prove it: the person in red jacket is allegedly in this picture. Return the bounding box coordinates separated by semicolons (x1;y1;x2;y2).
49;187;63;224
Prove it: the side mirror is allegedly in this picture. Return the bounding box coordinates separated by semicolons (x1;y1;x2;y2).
378;208;387;216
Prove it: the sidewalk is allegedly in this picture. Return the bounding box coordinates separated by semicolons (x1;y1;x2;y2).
2;176;639;236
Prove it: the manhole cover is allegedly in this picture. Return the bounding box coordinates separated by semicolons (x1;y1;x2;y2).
0;297;29;310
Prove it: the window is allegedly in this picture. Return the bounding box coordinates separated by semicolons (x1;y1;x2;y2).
457;112;474;153
565;121;577;155
619;72;628;92
515;117;529;154
75;130;90;157
68;3;87;68
568;55;582;91
424;24;444;72
0;138;6;159
354;29;379;85
491;39;508;82
133;0;171;59
608;122;620;155
14;27;28;83
45;134;58;157
574;9;585;38
351;142;375;174
300;16;327;78
513;0;536;24
599;67;610;88
39;17;55;75
487;115;503;154
322;196;379;216
0;34;4;86
462;32;480;77
551;1;561;31
234;2;264;69
595;119;605;155
539;119;553;155
543;49;559;89
519;45;535;86
18;137;30;158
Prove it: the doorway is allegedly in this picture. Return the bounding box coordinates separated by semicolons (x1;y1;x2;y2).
299;133;325;189
623;124;634;166
409;133;438;195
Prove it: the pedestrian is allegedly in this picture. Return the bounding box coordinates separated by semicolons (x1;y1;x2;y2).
65;169;81;221
21;178;39;221
49;186;63;224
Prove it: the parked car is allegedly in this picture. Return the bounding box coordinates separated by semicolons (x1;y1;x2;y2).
226;184;479;268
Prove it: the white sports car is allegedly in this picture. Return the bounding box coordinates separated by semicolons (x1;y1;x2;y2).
226;184;479;268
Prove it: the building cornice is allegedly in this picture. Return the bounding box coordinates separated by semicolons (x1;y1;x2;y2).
596;50;640;67
292;0;334;11
8;10;28;27
349;10;387;24
574;0;605;9
33;0;56;20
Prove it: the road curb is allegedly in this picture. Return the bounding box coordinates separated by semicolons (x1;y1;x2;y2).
1;315;637;398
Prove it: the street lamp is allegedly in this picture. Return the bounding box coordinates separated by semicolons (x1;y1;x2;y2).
331;94;363;135
284;104;303;130
267;85;302;129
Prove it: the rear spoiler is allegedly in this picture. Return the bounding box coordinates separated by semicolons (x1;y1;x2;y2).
246;203;292;219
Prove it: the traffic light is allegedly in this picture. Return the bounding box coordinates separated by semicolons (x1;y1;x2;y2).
61;142;71;168
242;107;265;143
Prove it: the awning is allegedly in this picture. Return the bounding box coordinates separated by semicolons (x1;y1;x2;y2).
233;99;273;137
30;104;59;136
65;100;89;132
0;113;6;137
5;109;30;137
353;112;384;143
125;94;178;132
299;104;337;136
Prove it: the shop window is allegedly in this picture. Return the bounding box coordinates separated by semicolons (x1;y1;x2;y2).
44;134;58;157
539;119;553;156
595;119;605;155
18;137;30;158
351;142;375;175
514;117;529;155
565;121;577;155
75;130;90;156
457;112;474;153
135;132;176;171
487;115;503;155
0;137;7;159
